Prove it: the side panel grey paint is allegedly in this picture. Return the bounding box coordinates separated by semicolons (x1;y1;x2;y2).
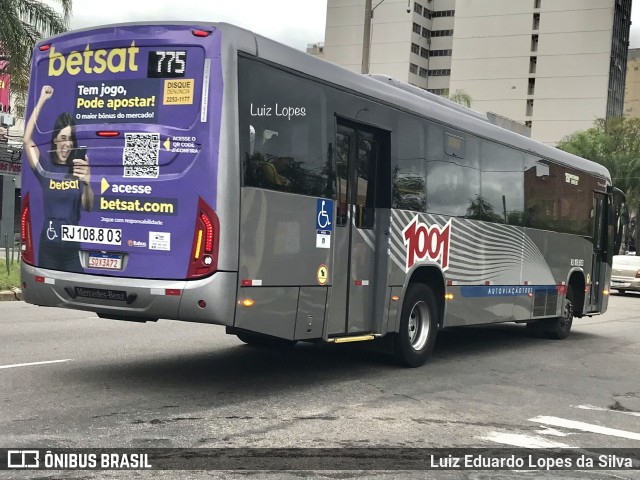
235;286;298;339
387;287;402;333
388;210;596;327
295;287;328;340
215;24;257;273
239;188;332;286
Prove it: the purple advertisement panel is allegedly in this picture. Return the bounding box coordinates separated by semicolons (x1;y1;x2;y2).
23;25;223;279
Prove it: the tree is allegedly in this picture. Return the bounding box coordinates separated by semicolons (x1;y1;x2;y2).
556;117;640;250
446;89;472;108
0;0;72;117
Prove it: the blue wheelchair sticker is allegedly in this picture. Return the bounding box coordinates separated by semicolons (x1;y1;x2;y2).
316;199;334;232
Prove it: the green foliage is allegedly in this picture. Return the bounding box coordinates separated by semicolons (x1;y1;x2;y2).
557;117;640;250
0;0;72;116
447;89;472;108
0;259;21;290
556;117;640;208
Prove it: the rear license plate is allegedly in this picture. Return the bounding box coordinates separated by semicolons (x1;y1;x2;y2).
88;253;123;270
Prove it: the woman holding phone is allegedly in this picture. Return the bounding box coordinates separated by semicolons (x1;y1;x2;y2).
23;85;94;272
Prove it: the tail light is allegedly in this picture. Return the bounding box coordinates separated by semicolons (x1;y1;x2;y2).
192;29;212;37
187;197;219;279
21;193;35;265
635;270;640;278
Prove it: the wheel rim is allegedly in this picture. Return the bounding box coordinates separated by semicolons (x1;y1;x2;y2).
407;301;430;351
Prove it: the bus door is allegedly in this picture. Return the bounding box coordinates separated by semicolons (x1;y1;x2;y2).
588;192;607;312
326;121;389;336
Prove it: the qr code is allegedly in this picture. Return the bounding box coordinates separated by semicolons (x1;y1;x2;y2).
123;133;160;178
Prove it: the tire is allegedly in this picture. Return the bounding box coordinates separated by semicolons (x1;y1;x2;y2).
393;283;439;367
618;289;626;295
543;285;574;340
236;331;297;348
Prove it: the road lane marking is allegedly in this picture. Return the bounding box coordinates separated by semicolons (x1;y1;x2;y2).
535;427;571;437
529;416;640;441
574;404;640;417
480;432;571;448
0;359;72;370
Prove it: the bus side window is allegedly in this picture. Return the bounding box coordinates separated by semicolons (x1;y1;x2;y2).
426;125;480;217
393;114;427;212
238;56;328;197
479;142;524;225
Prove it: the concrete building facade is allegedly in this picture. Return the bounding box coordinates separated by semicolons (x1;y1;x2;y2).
322;0;456;89
320;0;632;145
624;48;640;118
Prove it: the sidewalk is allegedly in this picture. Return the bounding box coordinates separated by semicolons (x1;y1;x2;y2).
0;288;22;301
1;247;22;301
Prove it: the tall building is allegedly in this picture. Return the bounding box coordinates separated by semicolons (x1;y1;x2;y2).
323;0;455;90
321;0;632;145
624;48;640;118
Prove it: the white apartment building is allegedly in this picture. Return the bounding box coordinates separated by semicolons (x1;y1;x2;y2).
319;0;632;145
322;0;456;90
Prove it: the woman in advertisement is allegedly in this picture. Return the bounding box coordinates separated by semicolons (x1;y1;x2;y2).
23;85;94;272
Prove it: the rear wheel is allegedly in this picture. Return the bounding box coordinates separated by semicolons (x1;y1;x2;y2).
617;289;626;295
393;283;439;367
236;331;297;348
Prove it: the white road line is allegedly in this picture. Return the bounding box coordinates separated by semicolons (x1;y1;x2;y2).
529;416;640;441
480;432;571;448
574;404;640;418
535;427;571;437
0;359;72;370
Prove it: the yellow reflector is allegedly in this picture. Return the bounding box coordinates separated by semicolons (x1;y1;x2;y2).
330;335;375;344
444;293;454;300
242;299;255;307
194;229;203;259
391;295;399;302
603;290;609;296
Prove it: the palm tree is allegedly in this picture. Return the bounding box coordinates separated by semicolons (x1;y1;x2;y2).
0;0;72;117
446;89;472;108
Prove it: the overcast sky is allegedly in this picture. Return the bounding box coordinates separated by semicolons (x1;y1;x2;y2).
68;0;640;51
69;0;328;51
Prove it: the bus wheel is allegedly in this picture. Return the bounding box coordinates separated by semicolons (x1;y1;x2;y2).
236;331;297;348
393;283;438;367
544;286;574;340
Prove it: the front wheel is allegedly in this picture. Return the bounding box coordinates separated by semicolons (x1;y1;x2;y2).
393;283;439;367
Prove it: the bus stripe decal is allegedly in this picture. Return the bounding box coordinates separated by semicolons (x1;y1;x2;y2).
391;211;554;285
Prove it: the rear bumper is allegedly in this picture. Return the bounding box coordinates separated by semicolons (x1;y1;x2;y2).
610;276;640;291
21;262;238;325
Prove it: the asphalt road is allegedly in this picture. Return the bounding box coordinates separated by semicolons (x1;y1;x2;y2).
0;293;639;479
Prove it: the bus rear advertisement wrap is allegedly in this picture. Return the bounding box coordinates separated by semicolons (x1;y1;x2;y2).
22;26;223;280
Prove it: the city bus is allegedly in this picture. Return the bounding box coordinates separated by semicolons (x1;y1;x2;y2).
21;22;627;367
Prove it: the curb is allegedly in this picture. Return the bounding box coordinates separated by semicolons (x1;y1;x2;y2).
0;288;22;302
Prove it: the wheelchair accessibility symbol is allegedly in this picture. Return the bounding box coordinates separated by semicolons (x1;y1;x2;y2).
316;199;334;231
46;221;58;241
